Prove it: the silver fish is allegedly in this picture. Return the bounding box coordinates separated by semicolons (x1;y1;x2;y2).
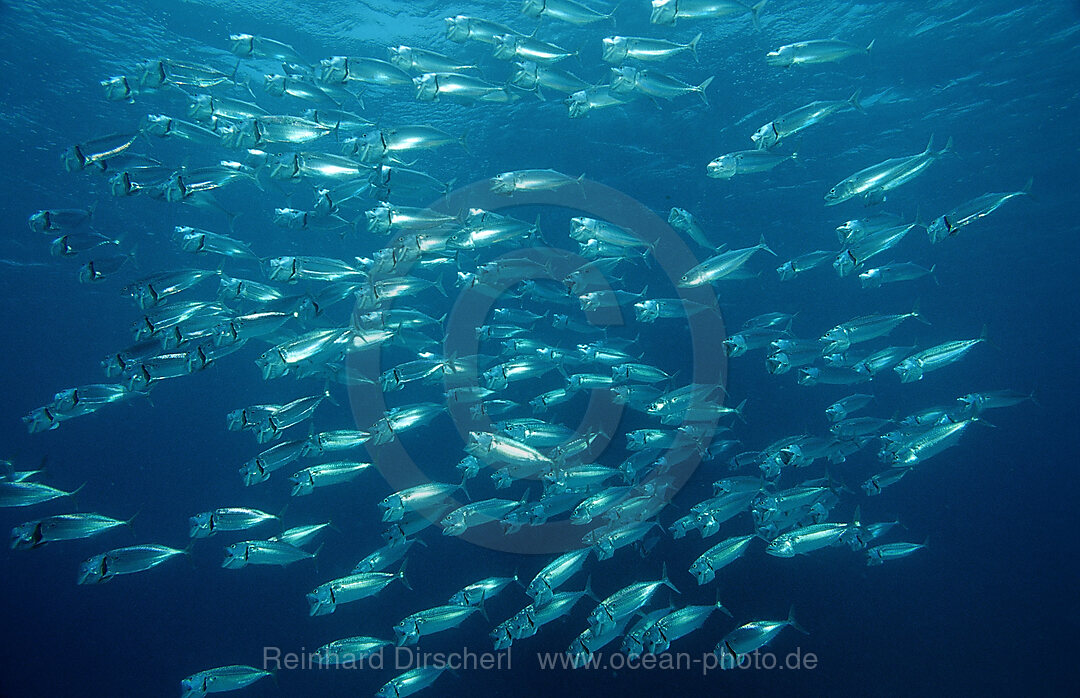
602;33;702;64
767;39;874;67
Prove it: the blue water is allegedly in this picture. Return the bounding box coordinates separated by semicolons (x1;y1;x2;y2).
1;0;1078;696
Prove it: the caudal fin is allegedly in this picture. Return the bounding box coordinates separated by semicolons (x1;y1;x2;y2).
688;33;703;63
848;88;865;114
697;76;715;107
660;561;680;594
939;136;955;157
733;398;748;424
788;606;810;635
749;0;768;30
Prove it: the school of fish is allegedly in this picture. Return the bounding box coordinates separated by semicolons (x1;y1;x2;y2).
6;1;1037;696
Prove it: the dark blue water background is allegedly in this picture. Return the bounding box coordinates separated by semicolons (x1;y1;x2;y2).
0;0;1077;696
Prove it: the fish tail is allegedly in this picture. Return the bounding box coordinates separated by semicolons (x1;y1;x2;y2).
865;39;876;56
583;574;599;602
609;1;624;27
696;76;715;107
911;298;931;326
788;606;809;634
397;558;412;591
848;88;865;114
660;561;680;594
939;136;954;157
749;0;768;30
67;481;88;510
688;32;703;63
758;234;778;257
715;589;733;617
734;398;748;424
322;386;341;407
124;509;142;536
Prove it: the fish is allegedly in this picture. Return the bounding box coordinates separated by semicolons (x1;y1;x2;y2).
866;540;927;565
825;394;874;422
271;523;333;548
143;114;222;145
221;539;318;569
610;66;715;105
777;250;833;280
956;390;1036;415
833;222;919;277
862;468;912;496
688;534;756;584
927;179;1031;242
526;548;591;604
825;136;953;205
491;169;583;194
307;562;409;616
766;509;861;556
77;544;187;584
678;238;776;287
715;609;807;668
650;0;768;29
859;262;936;288
11;513;132;550
642;597;732;653
667;207;712;249
389;45;478;74
49;232;120;257
174;227;257;261
602;34;703;64
588;563;679;633
28;208;94;233
893;333;987;383
881;419;978;466
380;481;463;522
566;85;635;117
444;15;521;44
311;637;391;666
522;0;616;24
511;61;591;95
493;34;577;64
767;39;875;67
180;665;272;698
318;56;412;86
189;508;279;538
62;132;139;172
821;306;925;353
136;58;236;90
229;32;306;62
394;604;481;645
707;148;798;178
753;90;864;149
375;666;446;698
449;574;519;607
0;481;84;507
101;75;135;102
